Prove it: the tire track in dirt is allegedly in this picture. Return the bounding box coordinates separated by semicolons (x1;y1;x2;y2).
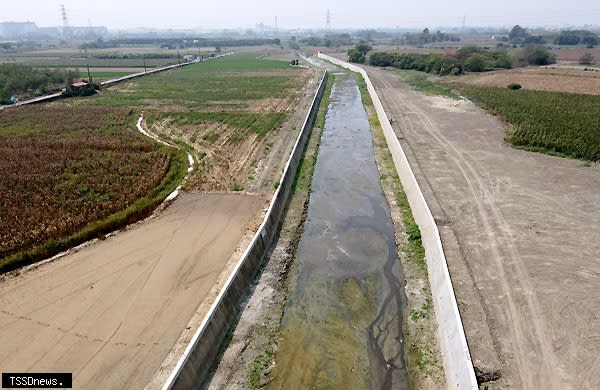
0;193;265;390
369;68;563;389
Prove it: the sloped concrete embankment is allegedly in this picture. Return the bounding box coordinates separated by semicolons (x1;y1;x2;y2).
161;70;329;390
317;53;477;390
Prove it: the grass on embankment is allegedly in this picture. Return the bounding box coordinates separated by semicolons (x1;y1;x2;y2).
455;85;600;161
352;71;445;386
399;70;459;99
293;73;334;193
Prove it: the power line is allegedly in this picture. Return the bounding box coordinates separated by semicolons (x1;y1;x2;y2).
60;5;71;40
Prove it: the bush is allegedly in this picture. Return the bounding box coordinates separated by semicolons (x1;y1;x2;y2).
348;42;372;63
507;83;522;90
580;53;595;65
523;46;556;65
62;83;101;97
463;53;493;72
348;48;366;63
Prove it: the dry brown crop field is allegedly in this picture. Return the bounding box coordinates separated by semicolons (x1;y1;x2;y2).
0;52;315;273
0;106;184;271
554;47;600;62
442;65;600;95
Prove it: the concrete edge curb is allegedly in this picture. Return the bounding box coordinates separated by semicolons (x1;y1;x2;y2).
317;52;478;390
160;69;329;390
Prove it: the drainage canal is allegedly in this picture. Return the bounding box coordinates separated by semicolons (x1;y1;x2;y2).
269;71;410;389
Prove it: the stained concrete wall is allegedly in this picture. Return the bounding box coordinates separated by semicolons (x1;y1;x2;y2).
317;53;478;390
161;70;329;390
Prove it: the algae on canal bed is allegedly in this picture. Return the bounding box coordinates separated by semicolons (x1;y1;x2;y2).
268;72;410;389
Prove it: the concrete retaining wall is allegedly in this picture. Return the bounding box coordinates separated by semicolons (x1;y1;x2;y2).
317;53;478;389
161;70;329;390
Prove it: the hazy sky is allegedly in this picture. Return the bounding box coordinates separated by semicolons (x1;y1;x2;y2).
2;0;599;30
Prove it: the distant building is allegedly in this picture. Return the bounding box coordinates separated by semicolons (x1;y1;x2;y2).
0;22;108;40
0;22;37;38
71;81;89;91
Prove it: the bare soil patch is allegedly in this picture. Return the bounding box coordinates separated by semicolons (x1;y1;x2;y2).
554;47;600;62
367;65;600;389
0;192;265;390
443;66;600;95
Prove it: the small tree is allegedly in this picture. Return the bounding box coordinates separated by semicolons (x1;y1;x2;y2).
348;48;366;63
524;46;556;65
509;25;529;43
348;42;372;63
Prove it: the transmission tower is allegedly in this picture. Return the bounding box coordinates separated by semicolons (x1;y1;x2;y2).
60;5;71;39
326;9;331;32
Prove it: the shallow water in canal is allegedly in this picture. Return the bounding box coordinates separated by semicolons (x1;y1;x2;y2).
268;72;410;389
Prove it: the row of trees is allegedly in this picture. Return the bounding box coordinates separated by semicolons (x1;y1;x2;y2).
403;28;461;45
0;63;79;104
299;34;353;47
351;44;555;75
509;25;598;47
80;37;281;51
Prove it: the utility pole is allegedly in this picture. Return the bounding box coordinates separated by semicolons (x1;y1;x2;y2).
177;49;181;65
143;57;147;74
87;63;92;84
326;9;331;32
60;5;71;40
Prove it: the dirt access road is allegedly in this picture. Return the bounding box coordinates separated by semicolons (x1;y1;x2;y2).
366;66;600;389
0;193;265;390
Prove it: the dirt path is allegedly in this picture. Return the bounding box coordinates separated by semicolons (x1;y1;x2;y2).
0;192;265;390
366;66;600;389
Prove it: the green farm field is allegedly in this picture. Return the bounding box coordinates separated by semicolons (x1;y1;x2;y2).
78;52;314;191
90;70;136;80
0;52;315;272
456;85;600;161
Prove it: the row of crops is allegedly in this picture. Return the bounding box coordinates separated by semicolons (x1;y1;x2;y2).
0;106;185;271
457;86;600;161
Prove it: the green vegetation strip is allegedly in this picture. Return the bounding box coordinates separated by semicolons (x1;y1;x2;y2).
293;74;334;193
400;71;459;99
0;63;79;103
0;147;187;274
457;86;600;161
351;71;426;275
87;53;297;110
152;111;288;140
90;71;134;80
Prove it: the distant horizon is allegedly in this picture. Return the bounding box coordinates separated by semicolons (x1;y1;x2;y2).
1;20;599;34
1;0;599;32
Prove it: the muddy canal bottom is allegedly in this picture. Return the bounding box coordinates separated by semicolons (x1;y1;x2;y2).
269;74;410;389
